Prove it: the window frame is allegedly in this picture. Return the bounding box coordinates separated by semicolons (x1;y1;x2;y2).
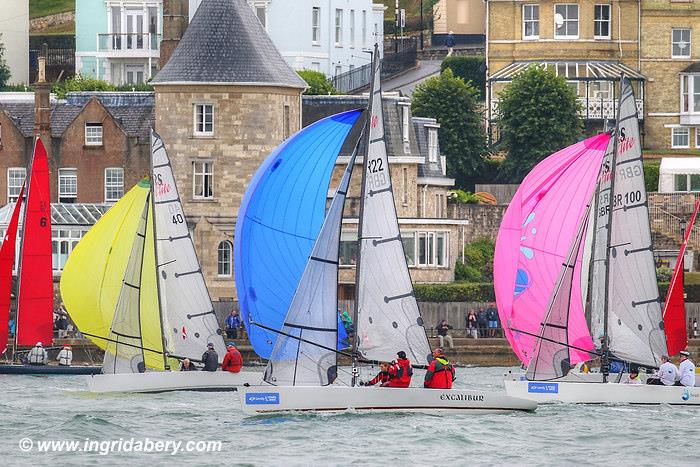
672;127;690;149
401;105;410;143
362;10;367;47
312;6;321;45
193;103;214;137
350;9;355;47
192;161;214;200
217;240;233;277
594;4;611;40
104;167;124;203
672;28;691;59
7;167;26;203
428;128;439;162
522;4;540;40
554;4;579;39
58;168;78;201
335;8;343;47
84;123;103;146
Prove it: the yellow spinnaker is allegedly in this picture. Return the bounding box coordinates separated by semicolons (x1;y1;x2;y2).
60;179;165;370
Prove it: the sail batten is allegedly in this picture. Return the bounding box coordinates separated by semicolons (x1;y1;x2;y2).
354;47;431;365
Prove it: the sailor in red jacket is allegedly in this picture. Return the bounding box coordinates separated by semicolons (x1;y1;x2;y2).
221;343;243;373
386;351;413;388
424;348;455;389
361;362;392;386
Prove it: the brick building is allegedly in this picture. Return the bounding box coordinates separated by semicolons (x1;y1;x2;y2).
152;0;306;302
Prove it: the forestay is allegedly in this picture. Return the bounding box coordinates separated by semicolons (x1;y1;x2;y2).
606;78;667;366
355;48;431;364
151;130;224;362
265;137;361;386
103;201;150;374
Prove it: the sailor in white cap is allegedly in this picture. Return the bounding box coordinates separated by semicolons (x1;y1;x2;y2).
648;355;678;385
28;342;48;365
677;350;695;387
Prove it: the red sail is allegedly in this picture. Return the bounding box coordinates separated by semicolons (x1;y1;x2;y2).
663;198;700;356
0;185;24;354
16;138;54;346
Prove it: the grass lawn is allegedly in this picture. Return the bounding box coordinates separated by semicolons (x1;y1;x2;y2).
30;0;75;19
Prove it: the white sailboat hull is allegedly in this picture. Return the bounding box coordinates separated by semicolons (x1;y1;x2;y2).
504;379;700;405
238;386;538;414
86;370;263;394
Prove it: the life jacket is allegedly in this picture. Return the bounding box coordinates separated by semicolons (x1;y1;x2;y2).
424;357;455;389
28;347;47;365
387;358;413;388
58;349;72;366
222;348;243;373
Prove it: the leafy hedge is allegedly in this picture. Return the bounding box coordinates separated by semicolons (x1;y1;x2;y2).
297;70;338;96
440;56;486;100
414;282;495;302
414;281;700;303
644;160;660;193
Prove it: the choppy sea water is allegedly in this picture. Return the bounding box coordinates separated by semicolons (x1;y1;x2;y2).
2;366;699;467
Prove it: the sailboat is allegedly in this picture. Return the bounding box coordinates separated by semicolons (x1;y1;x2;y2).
60;130;260;393
503;78;700;404
237;45;537;414
0;138;98;375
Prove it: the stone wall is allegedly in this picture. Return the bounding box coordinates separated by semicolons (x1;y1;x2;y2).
154;84;302;301
450;202;506;241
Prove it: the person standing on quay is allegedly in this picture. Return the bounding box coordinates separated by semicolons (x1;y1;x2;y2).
476;308;488;338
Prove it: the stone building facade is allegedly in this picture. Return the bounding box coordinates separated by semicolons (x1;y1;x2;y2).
152;0;306;302
433;0;486;46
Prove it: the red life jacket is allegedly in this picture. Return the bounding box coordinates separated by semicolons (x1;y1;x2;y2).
387;358;413;388
222;348;243;373
424;357;455;389
366;370;391;386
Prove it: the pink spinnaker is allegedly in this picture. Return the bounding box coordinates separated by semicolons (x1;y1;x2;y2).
494;133;611;366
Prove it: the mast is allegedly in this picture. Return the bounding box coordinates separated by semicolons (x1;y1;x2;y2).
149;132;171;371
601;78;623;382
351;44;379;387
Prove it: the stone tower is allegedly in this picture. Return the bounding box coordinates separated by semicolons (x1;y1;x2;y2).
152;0;306;303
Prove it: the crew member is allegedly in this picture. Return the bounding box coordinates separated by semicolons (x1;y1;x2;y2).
221;343;243;373
386;351;413;388
180;358;197;371
201;342;219;372
647;355;678;385
677;350;696;387
360;362;391;386
57;345;72;366
28;342;48;365
424;348;455;389
623;366;642;384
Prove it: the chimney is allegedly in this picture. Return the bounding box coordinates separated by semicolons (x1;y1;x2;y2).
34;43;51;143
160;0;189;69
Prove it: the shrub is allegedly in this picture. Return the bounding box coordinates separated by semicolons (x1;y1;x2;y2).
656;267;673;283
449;189;480;204
644;160;660;193
455;237;495;282
414;282;495;302
441;56;486;99
297;70;338;96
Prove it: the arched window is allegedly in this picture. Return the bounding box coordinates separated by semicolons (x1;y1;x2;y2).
217;241;233;277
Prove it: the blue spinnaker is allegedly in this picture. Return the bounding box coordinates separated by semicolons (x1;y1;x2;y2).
235;110;362;359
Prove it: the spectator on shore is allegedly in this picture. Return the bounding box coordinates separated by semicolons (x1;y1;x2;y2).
340;309;354;335
466;311;478;339
222;343;243;373
57;345;72;366
180;358;197;371
436;320;454;349
56;314;69;339
8;317;15;337
361;362;391;386
476;308;488;338
446;31;456;57
201;343;219;372
224;310;242;340
486;304;499;337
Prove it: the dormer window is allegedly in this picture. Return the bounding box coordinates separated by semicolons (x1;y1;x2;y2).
401;106;410;142
85;123;103;146
428;128;438;162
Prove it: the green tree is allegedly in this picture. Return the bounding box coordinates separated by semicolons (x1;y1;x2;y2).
496;65;582;181
412;68;488;189
441;56;486;99
454;237;495;282
297;70;338;96
0;35;12;89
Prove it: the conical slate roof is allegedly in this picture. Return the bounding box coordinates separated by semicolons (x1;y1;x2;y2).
153;0;306;88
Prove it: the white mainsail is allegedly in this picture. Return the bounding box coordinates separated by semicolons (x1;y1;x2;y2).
264;141;361;386
150;130;226;362
605;79;666;366
355;46;431;364
103;201;150;374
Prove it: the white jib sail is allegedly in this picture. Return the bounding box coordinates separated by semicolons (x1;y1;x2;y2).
151;130;226;362
264;140;360;386
355;47;431;364
103;200;150;374
605;78;667;366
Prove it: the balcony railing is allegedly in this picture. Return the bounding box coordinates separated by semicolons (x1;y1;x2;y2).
490;96;644;121
97;33;160;53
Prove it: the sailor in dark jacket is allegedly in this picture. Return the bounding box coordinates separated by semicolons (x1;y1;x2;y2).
201;343;219;372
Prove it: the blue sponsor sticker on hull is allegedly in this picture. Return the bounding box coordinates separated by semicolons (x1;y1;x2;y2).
527;382;558;394
245;392;280;405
